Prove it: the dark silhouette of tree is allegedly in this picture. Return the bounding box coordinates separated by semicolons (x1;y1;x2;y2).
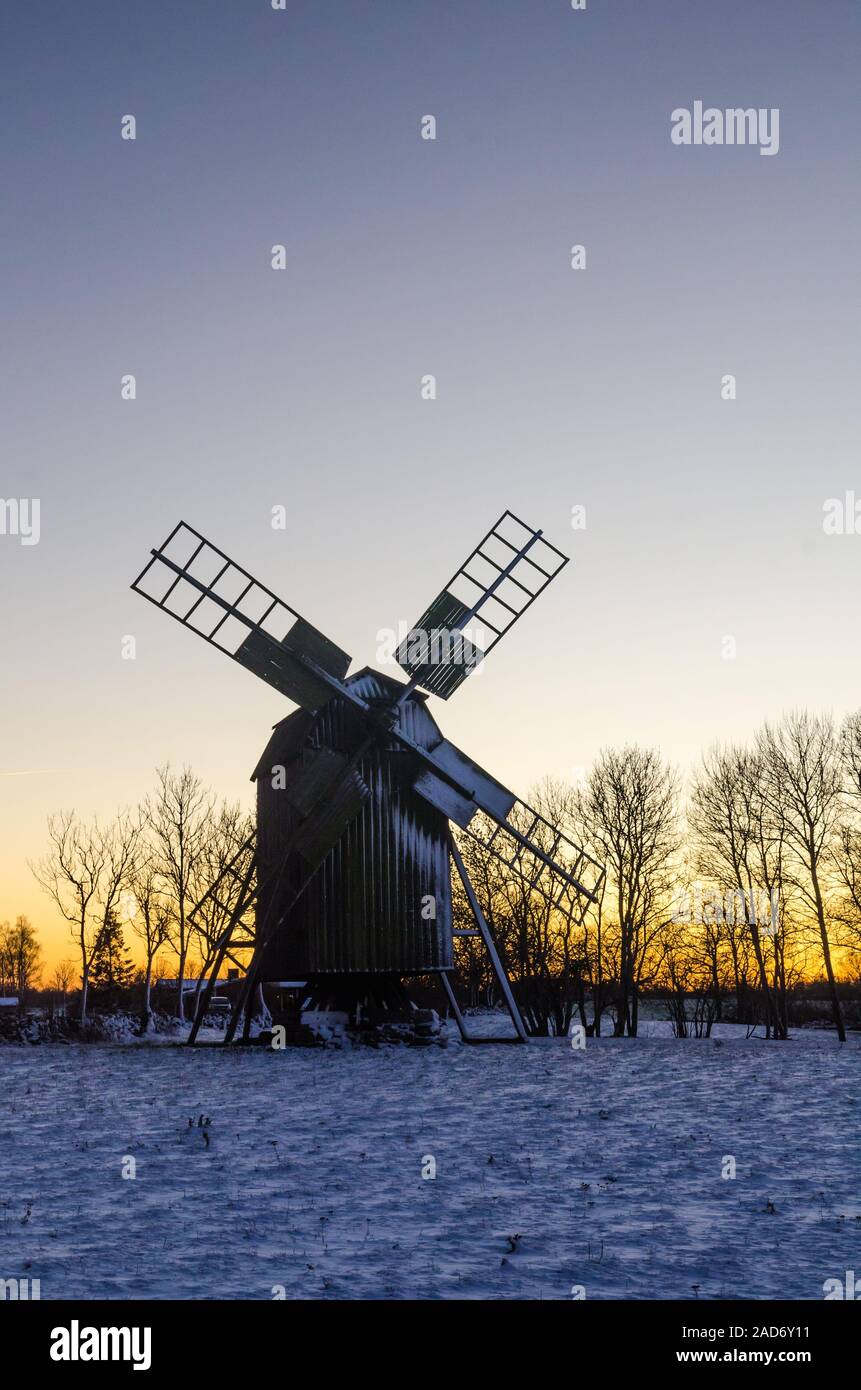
575;746;680;1036
145;765;214;1022
32;811;139;1024
0;916;42;1003
689;744;789;1038
128;856;172;1032
757;712;846;1042
89;909;135;993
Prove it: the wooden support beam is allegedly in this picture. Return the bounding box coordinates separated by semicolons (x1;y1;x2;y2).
439;970;470;1042
449;836;529;1044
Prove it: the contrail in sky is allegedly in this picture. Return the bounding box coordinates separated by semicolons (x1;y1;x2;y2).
0;769;65;777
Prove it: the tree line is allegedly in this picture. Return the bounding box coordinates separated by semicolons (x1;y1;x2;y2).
453;708;861;1042
23;708;861;1042
30;766;252;1029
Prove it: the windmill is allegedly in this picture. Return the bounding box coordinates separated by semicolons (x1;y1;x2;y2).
131;510;604;1045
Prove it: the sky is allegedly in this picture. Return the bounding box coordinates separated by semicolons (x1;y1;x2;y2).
1;0;859;966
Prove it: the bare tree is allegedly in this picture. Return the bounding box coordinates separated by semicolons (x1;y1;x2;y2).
0;923;15;997
572;852;612;1035
32;812;139;1025
827;708;861;967
757;712;846;1042
658;917;721;1038
829;706;861;956
128;857;172;1031
185;802;254;1025
689;745;788;1038
0;917;42;1004
49;958;77;1016
840;709;861;799
145;766;215;1021
831;819;861;963
575;746;680;1036
32;813;107;1025
97;811;141;956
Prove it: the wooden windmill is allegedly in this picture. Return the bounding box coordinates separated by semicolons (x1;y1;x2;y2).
131;511;604;1044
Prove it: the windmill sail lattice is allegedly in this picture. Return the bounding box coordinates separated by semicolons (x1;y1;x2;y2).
131;522;351;711
396;511;569;698
460;800;604;916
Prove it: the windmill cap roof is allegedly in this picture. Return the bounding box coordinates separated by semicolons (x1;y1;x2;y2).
250;665;438;780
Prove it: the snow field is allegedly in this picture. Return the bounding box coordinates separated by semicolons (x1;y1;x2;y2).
1;1027;858;1300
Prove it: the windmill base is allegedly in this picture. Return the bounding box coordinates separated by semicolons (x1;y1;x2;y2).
293;976;445;1046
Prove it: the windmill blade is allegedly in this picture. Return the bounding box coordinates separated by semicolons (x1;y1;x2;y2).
396;510;569;699
411;736;516;828
131;522;352;712
192;757;372;931
284;751;372;866
188;831;258;940
459;797;605;917
407;733;604;915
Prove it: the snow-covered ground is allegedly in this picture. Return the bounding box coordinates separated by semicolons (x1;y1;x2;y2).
1;1024;858;1300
